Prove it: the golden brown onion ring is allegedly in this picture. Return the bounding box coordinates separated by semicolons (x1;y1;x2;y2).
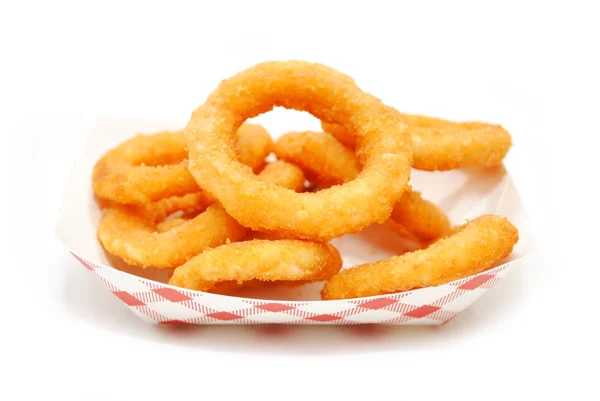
322;111;511;171
169;240;343;292
97;159;306;268
185;61;413;241
256;160;306;193
93;123;272;204
321;215;518;300
274;131;450;241
98;204;247;269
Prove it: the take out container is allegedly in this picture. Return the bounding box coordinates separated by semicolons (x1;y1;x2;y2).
56;117;534;325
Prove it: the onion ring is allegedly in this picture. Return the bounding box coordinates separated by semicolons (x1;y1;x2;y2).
98;204;248;269
152;160;305;231
321;215;519;300
273;131;360;187
256;160;306;193
97;159;307;268
236;123;274;172
96;191;212;224
322;111;511;171
168;240;343;292
157;161;306;235
388;189;451;242
184;61;413;240
273;131;450;241
139;192;212;223
92;123;273;204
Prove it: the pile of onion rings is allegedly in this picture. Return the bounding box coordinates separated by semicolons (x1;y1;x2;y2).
92;60;518;301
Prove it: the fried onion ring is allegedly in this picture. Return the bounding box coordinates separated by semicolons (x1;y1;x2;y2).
168;240;343;292
153;161;306;235
389;189;451;242
139;192;212;223
273;131;450;241
97;159;307;268
93;123;273;204
236;123;274;172
98;204;248;269
256;160;306;193
322;112;511;171
273;131;360;187
185;61;413;240
321;215;519;300
96;191;212;224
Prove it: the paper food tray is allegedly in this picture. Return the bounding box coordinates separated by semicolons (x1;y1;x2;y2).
56;117;534;325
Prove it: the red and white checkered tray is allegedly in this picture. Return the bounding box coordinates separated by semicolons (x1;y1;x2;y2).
56;117;534;325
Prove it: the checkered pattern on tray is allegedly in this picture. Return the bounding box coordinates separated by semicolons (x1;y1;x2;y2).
71;252;519;325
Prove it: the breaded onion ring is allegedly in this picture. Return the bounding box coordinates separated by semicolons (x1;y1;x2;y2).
389;190;451;242
322;112;511;171
273;131;360;187
236;123;274;172
98;204;248;269
184;61;413;241
93;123;272;204
97;159;307;268
168;240;343;292
256;160;306;193
96;192;213;224
153;162;305;235
321;215;519;300
274;131;450;241
140;192;213;223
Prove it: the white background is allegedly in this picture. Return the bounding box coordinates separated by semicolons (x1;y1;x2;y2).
1;1;599;400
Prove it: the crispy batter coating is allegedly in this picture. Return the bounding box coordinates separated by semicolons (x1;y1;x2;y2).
185;61;413;241
322;111;511;171
319;122;352;148
92;123;272;204
150;162;305;235
97;157;306;268
140;192;212;222
256;161;306;193
274;131;360;186
390;189;451;242
96;191;212;221
321;215;519;300
97;204;248;268
92;130;193;205
235;123;273;173
96;192;214;232
168;240;343;292
274;131;450;241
